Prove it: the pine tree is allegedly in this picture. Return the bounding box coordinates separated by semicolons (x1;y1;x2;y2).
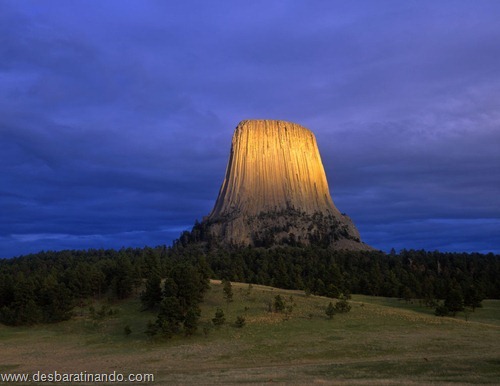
212;308;225;327
38;275;73;323
435;303;449;316
274;295;285;312
141;269;162;310
464;285;483;311
444;289;464;316
112;257;134;299
325;302;335;319
145;320;158;339
10;274;42;325
172;264;206;312
222;279;233;304
163;277;178;298
183;306;200;336
335;298;352;313
156;296;183;338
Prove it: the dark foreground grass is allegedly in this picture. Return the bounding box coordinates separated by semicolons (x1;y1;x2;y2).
1;281;499;385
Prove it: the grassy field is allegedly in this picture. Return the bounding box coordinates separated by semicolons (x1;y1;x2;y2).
1;280;499;385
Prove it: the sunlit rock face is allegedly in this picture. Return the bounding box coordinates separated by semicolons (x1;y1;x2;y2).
197;120;370;249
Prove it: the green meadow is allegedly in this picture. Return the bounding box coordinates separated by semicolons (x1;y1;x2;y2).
1;280;499;385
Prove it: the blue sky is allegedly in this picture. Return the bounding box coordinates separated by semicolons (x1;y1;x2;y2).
1;0;499;257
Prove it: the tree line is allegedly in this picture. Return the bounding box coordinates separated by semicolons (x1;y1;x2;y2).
172;238;500;313
0;247;209;329
1;243;499;326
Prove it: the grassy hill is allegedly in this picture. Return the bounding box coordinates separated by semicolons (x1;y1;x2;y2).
1;280;499;385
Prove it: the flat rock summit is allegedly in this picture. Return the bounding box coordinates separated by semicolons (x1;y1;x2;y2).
191;119;371;250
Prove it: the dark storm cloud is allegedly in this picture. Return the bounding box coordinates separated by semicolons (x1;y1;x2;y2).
1;0;499;257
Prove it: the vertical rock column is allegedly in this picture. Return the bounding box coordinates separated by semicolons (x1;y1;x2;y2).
200;119;368;249
209;120;341;218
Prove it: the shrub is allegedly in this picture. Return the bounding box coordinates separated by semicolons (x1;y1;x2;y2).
335;299;351;313
325;302;335;319
435;304;449;317
274;295;285;312
234;315;246;328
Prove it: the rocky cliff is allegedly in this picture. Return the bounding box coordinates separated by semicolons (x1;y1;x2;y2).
194;120;370;250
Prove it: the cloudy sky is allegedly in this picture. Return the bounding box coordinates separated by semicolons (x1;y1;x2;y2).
1;0;499;258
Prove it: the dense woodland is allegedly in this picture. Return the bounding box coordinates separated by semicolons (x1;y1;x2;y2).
1;242;499;328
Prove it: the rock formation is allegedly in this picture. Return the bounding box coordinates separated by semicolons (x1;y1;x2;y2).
193;119;370;250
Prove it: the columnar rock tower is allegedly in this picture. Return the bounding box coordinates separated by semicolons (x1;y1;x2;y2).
196;119;370;249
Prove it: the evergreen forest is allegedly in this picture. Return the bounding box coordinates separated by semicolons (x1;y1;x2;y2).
1;242;499;329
